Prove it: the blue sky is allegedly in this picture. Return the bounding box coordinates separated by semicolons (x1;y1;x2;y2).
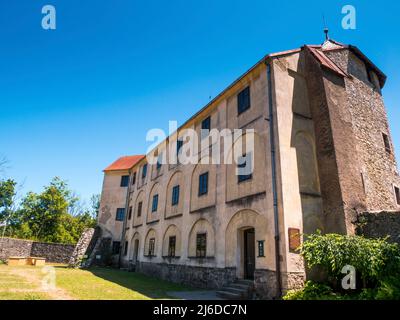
0;0;399;203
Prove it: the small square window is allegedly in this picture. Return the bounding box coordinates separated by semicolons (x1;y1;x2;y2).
395;186;400;206
198;172;209;196
128;206;132;220
196;233;207;258
383;133;391;153
120;175;129;187
115;208;125;221
156;153;163;171
201;116;211;139
168;236;176;257
152;194;159;212
237;153;253;183
237;86;250;115
137;201;143;217
172;185;180;206
112;241;120;255
142;164;148;179
176;139;184;156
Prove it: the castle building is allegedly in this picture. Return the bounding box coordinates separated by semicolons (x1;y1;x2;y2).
97;38;400;299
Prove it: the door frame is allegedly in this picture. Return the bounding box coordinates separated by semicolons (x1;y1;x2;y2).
243;227;255;279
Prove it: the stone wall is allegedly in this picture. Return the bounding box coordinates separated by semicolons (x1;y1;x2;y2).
354;211;400;244
0;237;32;261
68;228;97;267
136;262;236;289
0;237;75;263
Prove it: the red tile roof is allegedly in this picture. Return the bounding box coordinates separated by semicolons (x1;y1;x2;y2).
103;155;145;172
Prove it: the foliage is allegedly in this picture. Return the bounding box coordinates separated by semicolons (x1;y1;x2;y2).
283;281;342;300
0;179;16;224
284;232;400;300
2;177;97;244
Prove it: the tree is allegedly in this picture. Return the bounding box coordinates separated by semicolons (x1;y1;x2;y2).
0;179;17;230
90;194;100;219
18;177;70;242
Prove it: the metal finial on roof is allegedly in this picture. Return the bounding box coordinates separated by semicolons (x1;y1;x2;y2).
324;28;329;41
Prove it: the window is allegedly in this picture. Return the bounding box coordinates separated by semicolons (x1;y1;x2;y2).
383;133;391;153
132;172;137;185
123;241;128;256
156;153;162;171
152;194;159;212
120;175;129;187
112;241;120;255
115;208;125;221
176;139;184;156
237;153;253;183
142;164;148;179
395;186;400;206
198;172;209;196
128;206;132;220
168;236;176;257
201;116;211;139
137;201;143;217
172;185;180;206
237;86;250;115
148;238;155;256
196;233;207;258
257;240;265;257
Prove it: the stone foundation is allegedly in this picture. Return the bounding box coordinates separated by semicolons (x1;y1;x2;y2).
254;269;305;299
136;262;237;289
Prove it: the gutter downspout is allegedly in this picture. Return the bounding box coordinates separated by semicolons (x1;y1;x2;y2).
266;61;282;297
118;170;132;268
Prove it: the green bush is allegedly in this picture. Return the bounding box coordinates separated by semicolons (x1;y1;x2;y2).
283;232;400;300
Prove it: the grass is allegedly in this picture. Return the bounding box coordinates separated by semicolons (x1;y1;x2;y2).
0;264;194;300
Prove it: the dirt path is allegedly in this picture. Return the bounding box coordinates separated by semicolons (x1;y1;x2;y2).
9;268;75;300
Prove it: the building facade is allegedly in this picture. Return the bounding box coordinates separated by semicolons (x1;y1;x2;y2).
97;39;400;299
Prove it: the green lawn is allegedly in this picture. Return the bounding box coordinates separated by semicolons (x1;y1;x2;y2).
0;264;193;300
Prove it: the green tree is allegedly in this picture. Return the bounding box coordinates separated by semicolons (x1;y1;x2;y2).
18;177;70;242
0;179;17;226
14;177;97;243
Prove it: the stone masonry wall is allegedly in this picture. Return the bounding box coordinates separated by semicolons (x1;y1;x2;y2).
137;262;237;289
325;49;400;212
0;237;75;263
354;211;400;245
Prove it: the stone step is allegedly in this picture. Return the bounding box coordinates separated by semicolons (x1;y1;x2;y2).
222;286;248;296
236;279;254;286
230;283;252;291
216;290;245;300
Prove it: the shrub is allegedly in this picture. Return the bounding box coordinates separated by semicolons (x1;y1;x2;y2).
283;232;400;300
300;231;400;289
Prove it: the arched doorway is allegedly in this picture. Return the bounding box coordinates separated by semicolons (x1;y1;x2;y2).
225;209;267;279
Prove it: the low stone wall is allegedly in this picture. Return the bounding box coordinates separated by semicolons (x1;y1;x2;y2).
0;238;33;261
354;211;400;244
136;262;237;289
0;237;75;263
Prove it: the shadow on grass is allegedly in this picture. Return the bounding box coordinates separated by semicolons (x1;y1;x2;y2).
54;265;195;299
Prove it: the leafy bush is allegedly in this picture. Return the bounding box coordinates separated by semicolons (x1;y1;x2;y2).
284;281;340;300
284;232;400;300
